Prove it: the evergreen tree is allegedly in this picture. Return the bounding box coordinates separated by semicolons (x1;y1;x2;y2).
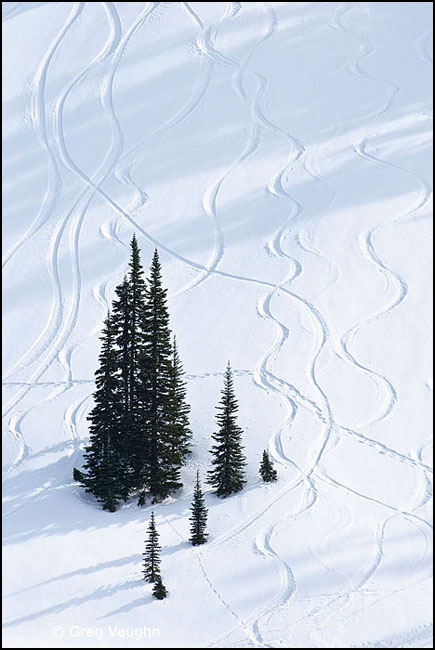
125;235;148;490
138;249;180;501
108;275;133;501
112;276;131;413
142;511;161;583
127;234;146;406
207;362;247;497
79;315;124;512
152;575;168;600
189;470;208;545
166;336;192;468
259;450;277;482
110;235;147;497
78;239;192;509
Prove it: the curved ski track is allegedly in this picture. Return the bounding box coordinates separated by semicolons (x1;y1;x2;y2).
2;4;158;429
228;2;433;643
2;3;433;646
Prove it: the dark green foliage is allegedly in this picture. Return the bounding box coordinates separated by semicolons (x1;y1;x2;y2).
139;249;180;501
152;575;168;600
259;450;277;483
207;362;247;498
166;336;192;466
79;315;125;511
142;511;161;583
128;234;146;406
189;471;208;545
124;237;148;491
78;237;192;510
112;276;131;413
110;275;134;501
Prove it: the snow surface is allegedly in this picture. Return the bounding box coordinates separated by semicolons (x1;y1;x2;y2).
2;1;433;648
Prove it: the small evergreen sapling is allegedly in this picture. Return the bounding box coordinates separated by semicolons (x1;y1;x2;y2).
152;575;168;600
259;450;277;483
142;511;161;582
189;471;208;545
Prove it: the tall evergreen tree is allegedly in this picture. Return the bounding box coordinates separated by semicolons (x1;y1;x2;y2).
111;275;131;412
79;315;124;511
109;235;148;496
125;235;148;490
152;575;168;600
127;234;146;407
189;471;208;545
78;239;192;509
207;362;247;497
166;336;192;468
259;450;277;482
109;275;134;501
138;249;180;501
142;511;161;583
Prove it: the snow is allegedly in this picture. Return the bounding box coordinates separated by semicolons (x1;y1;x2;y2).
2;1;433;647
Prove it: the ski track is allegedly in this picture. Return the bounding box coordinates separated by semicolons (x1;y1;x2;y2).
2;3;157;436
326;2;402;429
3;0;221;475
249;480;317;648
336;8;432;428
246;2;433;642
2;2;50;22
297;2;343;300
2;1;120;484
2;2;85;374
3;1;123;477
327;2;431;435
316;467;432;535
179;5;325;640
319;434;432;629
2;2;432;644
2;2;87;480
4;0;215;419
281;451;432;641
2;0;429;573
156;503;266;648
2;383;88;521
415;29;433;67
187;4;338;642
2;2;20;20
183;4;335;640
308;454;433;639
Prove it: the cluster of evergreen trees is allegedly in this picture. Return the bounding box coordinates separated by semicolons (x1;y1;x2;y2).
142;472;208;600
74;236;278;515
73;234;279;600
75;236;191;511
143;455;276;599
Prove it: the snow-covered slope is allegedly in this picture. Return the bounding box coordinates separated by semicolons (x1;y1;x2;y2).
2;2;433;647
